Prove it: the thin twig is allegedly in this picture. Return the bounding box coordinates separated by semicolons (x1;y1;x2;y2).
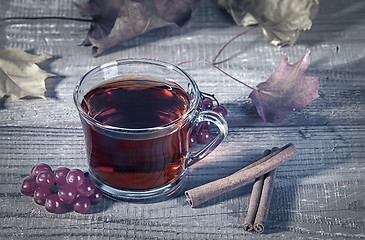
0;16;92;22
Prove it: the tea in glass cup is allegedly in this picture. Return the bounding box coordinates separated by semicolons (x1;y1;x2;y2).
74;59;228;200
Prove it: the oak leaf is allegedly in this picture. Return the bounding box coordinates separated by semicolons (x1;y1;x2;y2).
76;0;200;57
249;48;319;123
0;48;54;99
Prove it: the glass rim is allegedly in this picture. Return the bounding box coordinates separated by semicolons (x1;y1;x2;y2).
73;58;200;134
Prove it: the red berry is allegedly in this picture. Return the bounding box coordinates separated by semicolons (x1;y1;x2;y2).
58;184;78;204
54;167;70;186
30;163;52;178
89;188;103;205
20;177;37;196
45;194;63;213
33;187;51;206
73;196;91;214
36;171;55;188
77;178;96;197
197;130;212;144
66;169;85;187
189;135;198;148
213;105;228;118
202;98;214;110
202;121;213;130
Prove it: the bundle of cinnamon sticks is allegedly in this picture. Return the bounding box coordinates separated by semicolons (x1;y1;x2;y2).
185;143;298;233
243;148;278;233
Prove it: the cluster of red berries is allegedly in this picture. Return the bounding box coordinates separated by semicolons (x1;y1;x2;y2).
20;163;102;214
189;93;228;147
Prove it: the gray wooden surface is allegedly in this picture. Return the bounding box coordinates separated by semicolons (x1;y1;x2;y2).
1;0;364;239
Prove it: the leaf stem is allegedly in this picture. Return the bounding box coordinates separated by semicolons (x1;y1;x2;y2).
177;27;259;92
176;60;256;91
212;26;258;64
0;16;91;22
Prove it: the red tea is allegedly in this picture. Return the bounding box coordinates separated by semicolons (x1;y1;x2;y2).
80;78;191;190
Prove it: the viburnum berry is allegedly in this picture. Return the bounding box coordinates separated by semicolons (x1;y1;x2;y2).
212;105;228;118
45;194;63;213
197;130;212;144
89;188;103;205
66;169;85;187
202;98;214;109
77;178;96;197
36;171;55;188
54;167;70;186
30;163;52;178
20;177;37;196
73;196;91;214
58;184;78;204
33;187;51;206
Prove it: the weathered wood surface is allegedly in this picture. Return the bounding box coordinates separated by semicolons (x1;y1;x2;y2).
1;0;364;239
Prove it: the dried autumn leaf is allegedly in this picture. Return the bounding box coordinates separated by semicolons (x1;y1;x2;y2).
76;0;200;57
218;0;319;46
249;48;319;123
0;48;54;99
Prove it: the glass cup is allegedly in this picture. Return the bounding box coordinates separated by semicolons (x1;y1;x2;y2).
74;59;228;200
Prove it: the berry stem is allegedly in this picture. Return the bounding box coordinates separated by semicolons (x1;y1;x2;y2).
200;91;219;105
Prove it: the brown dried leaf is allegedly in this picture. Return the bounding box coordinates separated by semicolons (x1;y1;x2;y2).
77;0;200;57
0;48;54;99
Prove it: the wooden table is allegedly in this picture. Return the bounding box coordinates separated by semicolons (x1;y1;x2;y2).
1;0;364;239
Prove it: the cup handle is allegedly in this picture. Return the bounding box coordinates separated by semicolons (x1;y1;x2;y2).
188;110;228;167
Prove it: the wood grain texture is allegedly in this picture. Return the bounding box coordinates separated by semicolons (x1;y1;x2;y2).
1;0;364;239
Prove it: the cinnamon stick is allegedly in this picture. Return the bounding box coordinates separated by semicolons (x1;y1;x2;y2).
243;175;264;231
253;169;277;233
185;143;297;208
243;149;271;231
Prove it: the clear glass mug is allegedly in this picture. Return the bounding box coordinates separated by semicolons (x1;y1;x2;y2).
74;59;228;200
